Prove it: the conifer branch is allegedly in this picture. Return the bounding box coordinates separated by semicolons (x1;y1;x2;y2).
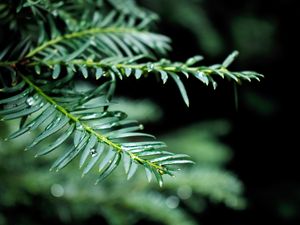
26;27;165;58
0;0;262;185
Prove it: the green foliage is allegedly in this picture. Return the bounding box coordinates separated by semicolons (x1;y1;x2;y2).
0;0;261;185
0;117;245;225
142;0;225;56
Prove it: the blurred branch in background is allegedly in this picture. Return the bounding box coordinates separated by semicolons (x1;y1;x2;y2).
141;0;225;57
0;98;244;225
230;15;276;61
141;0;277;63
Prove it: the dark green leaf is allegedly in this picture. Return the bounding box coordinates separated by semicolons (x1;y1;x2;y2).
194;71;209;85
100;10;117;27
159;70;168;84
96;152;121;184
169;73;189;107
53;135;89;171
0;88;32;104
80;66;88;78
127;161;138;180
1;102;46;120
108;34;133;57
26;114;69;150
160;159;194;166
74;126;85;146
125;67;132;77
82;143;105;176
185;55;203;66
222;51;239;67
79;135;98;168
152;168;163;187
95;67;103;79
35;123;75;156
35;65;41;75
98;35;122;56
52;64;61;79
150;154;190;163
7;105;55;139
66;41;90;61
123;153;131;174
109;132;155;139
144;165;152;182
136;150;173;157
98;148;116;172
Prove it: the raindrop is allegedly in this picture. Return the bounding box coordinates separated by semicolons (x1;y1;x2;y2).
26;97;35;106
52;10;58;16
90;148;98;157
115;112;122;118
212;81;217;90
147;63;154;72
165;196;180;209
77;124;84;130
50;184;64;197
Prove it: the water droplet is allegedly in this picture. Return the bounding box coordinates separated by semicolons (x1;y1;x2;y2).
26;97;35;106
177;185;192;200
115;112;122;118
139;124;144;130
212;81;217;90
147;63;154;72
77;125;84;130
52;10;58;16
50;184;64;197
165;196;180;209
90;148;98;157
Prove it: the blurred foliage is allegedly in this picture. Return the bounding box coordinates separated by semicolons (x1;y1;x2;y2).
162;121;232;165
142;0;277;62
141;0;225;57
109;98;163;122
0;99;245;225
230;16;276;60
242;90;278;116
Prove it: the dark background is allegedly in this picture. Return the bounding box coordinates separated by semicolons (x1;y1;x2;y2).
120;0;299;224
